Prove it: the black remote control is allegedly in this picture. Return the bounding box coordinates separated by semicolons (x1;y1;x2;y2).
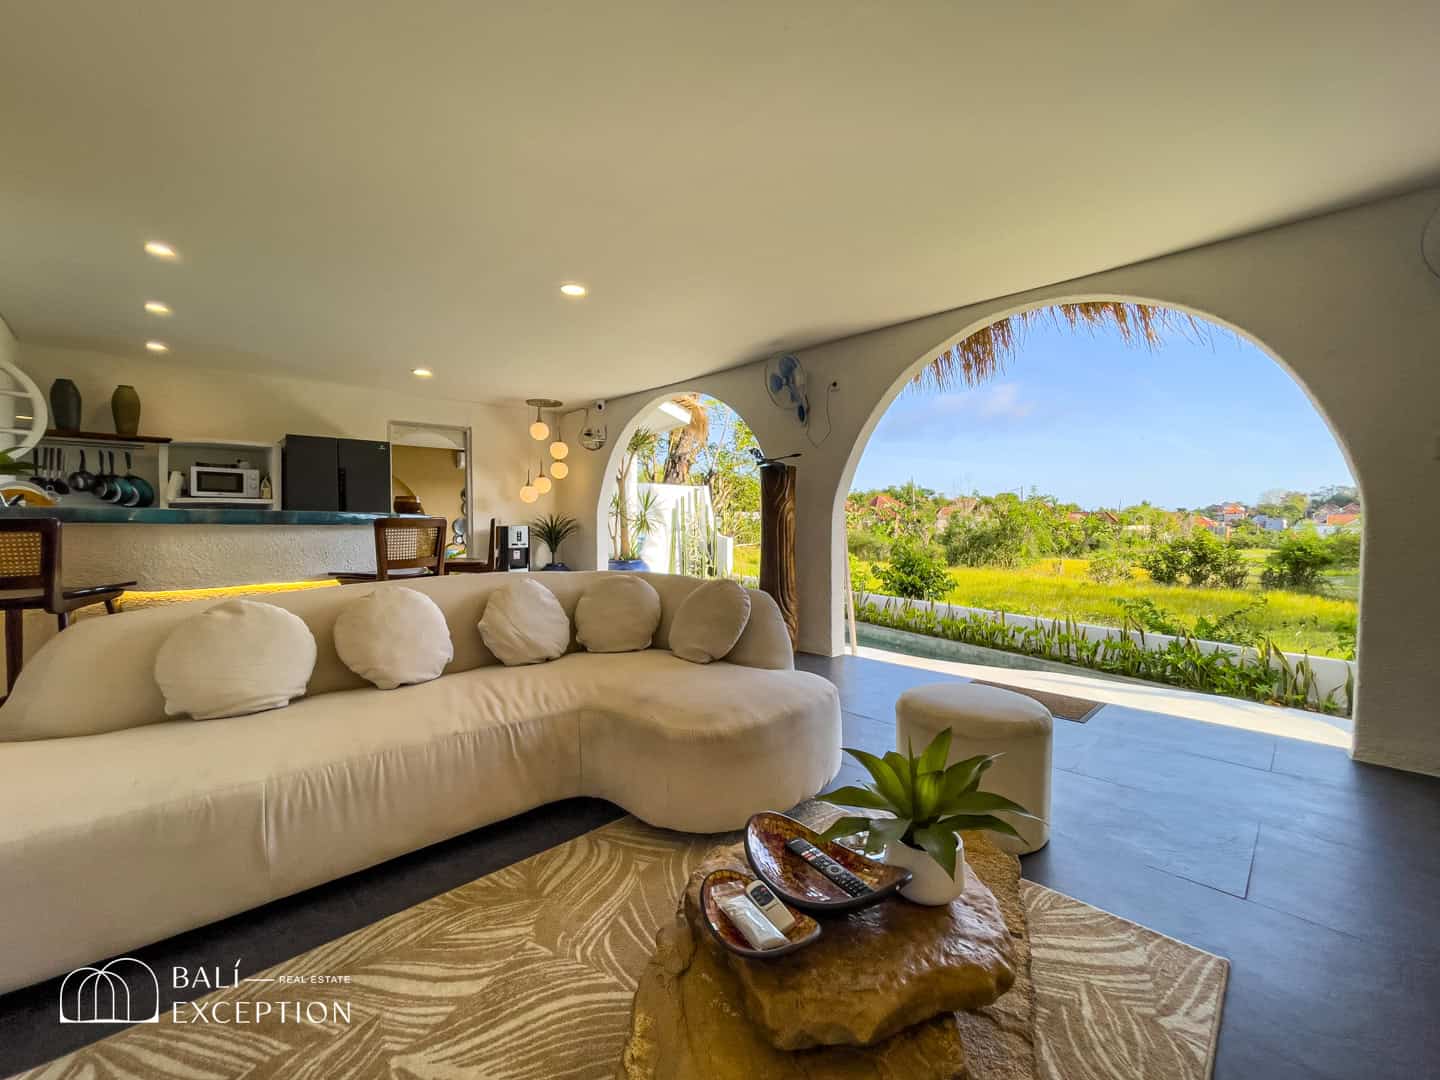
785;838;873;897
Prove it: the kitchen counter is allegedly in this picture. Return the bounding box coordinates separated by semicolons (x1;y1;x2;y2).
2;506;413;526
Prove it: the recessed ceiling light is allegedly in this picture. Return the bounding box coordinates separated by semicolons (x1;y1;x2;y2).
145;340;169;353
411;367;433;377
144;241;178;260
144;300;172;316
559;283;587;297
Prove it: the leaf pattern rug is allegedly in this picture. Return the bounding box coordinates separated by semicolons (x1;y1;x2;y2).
11;817;1226;1080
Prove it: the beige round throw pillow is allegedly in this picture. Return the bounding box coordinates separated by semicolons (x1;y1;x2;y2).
478;578;571;666
334;586;454;689
155;599;318;720
669;579;752;664
574;574;661;653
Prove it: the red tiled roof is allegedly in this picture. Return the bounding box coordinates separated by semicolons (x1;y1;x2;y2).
1326;513;1360;526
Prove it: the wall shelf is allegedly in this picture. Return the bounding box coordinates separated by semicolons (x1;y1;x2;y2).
45;429;171;446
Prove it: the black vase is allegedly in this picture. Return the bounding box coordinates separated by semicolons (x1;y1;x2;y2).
50;378;81;431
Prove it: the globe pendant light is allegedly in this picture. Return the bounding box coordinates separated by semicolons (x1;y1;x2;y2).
550;459;570;480
526;397;562;441
549;439;569;460
534;460;553;495
519;466;538;504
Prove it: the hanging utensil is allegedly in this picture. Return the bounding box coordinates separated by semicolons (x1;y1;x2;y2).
110;450;137;506
68;449;94;493
49;448;70;496
98;450;122;503
119;451;145;507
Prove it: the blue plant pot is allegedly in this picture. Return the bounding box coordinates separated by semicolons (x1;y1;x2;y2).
608;558;649;572
542;562;572;571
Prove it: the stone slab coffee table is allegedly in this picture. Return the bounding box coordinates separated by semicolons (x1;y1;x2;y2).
617;826;1036;1080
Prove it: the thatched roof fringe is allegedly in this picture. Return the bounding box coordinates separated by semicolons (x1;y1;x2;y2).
910;302;1206;393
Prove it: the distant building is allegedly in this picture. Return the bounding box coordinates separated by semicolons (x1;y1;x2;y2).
935;497;979;529
1326;512;1360;527
1218;503;1248;523
1251;514;1288;531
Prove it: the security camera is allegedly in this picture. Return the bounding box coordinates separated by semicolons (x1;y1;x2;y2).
593;400;607;413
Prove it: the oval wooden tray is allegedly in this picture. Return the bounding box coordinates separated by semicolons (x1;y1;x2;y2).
699;868;821;959
744;811;912;913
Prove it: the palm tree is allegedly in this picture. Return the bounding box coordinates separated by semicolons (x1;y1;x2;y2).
612;427;660;560
911;301;1204;392
661;394;710;483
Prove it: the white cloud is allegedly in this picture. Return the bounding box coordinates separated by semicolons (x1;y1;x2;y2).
930;382;1035;420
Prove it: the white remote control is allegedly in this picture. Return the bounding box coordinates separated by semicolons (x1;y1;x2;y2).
744;879;796;933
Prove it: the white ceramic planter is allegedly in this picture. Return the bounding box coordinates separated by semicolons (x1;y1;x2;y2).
884;835;966;905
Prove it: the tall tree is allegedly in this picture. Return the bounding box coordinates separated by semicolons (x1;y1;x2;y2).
662;395;710;483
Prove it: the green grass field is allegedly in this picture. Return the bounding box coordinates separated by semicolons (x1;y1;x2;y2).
858;555;1356;658
734;544;1355;657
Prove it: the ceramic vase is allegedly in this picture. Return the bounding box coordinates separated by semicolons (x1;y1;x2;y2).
49;378;82;431
884;835;966;905
111;384;141;436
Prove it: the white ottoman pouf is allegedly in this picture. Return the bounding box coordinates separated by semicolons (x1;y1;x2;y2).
896;682;1052;854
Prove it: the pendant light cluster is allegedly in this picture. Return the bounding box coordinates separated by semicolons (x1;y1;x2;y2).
520;398;567;503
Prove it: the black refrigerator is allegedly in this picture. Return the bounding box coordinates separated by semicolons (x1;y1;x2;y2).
282;435;391;512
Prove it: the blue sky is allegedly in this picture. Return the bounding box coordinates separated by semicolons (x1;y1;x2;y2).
850;315;1355;510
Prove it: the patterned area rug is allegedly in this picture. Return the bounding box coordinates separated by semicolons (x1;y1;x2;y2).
13;819;1226;1080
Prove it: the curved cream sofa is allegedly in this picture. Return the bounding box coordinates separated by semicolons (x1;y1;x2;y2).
0;571;840;994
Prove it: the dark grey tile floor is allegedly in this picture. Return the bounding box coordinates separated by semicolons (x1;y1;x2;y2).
2;652;1437;1079
798;652;1440;1080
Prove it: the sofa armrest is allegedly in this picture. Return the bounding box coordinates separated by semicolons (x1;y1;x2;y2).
725;588;794;670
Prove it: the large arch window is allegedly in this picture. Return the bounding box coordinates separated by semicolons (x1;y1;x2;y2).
839;300;1360;723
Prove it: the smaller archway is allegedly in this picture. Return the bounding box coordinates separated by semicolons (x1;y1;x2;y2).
594;393;764;579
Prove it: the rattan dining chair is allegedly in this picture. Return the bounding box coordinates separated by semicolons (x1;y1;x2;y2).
332;516;449;583
0;518;135;691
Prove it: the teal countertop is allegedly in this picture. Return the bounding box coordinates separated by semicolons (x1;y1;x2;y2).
1;506;410;526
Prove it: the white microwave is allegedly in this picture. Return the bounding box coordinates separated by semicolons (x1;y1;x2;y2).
190;465;262;499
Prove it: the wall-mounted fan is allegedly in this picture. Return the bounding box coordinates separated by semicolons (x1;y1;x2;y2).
764;354;809;426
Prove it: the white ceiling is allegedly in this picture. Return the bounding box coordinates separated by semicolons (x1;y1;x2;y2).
2;2;1437;406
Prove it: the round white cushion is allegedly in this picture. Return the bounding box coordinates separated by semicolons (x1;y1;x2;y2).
669;579;752;663
478;578;571;666
333;586;454;689
896;682;1053;855
574;574;661;653
155;599;318;720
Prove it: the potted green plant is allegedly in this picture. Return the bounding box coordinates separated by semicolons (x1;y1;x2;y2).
608;428;661;570
531;513;580;570
818;728;1038;905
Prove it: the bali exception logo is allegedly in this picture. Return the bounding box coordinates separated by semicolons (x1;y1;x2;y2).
58;958;161;1024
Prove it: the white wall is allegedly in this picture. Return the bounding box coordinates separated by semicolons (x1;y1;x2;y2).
561;187;1440;777
17;343;543;537
0;313;19;436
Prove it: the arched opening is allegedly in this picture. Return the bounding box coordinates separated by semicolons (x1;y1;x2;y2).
594;393;763;579
835;298;1362;738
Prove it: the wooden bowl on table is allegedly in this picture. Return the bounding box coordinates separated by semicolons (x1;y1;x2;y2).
745;811;912;913
699;868;821;959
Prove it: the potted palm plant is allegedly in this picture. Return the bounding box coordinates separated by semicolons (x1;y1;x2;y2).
818;728;1038;905
531;513;580;570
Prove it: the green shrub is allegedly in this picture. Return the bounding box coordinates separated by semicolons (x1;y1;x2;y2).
1260;533;1336;591
1086;550;1133;584
1139;532;1249;589
847;528;891;562
876;541;951;602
